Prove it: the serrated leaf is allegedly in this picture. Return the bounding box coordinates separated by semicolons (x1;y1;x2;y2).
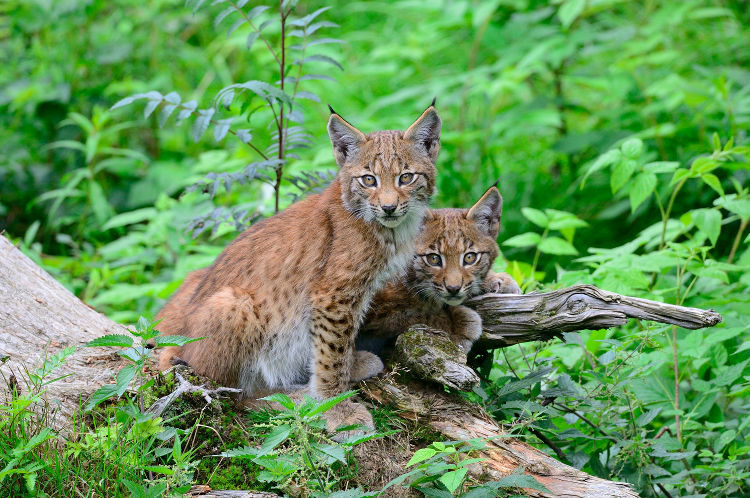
294;90;321;102
621;138;644;158
629;172;657;212
213;118;233;141
637;407;662;427
521;207;548;228
488;474;550;493
246;5;269;20
153;335;204;347
86;334;134;348
85;384;119;411
158;104;177;127
539;236;578;255
226;18;246;37
305;390;358;418
192;108;215;142
143;98;161;119
503;232;541;247
246;31;260;50
218;445;259;458
214;6;234;27
259;424;291;455
313;443;347;463
260;392;295;410
288;6;330;27
644;161;679;174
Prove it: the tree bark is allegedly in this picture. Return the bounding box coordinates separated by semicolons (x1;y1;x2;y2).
1;233;722;496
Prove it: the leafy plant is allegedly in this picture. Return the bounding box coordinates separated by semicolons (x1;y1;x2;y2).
83;316;201;411
220;390;384;496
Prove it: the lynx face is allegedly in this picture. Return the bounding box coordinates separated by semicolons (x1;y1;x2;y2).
328;106;441;228
407;186;503;305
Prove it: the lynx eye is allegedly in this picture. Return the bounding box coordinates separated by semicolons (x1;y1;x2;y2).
360;175;377;188
463;252;479;265
424;253;442;267
399;172;415;185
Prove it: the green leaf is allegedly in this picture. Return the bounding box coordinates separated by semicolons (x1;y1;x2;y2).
558;0;585;29
611;159;636;193
85;384;119;411
701;173;724;196
305;390;358;418
644;161;679;174
670;168;693;186
503;232;541;248
439;468;468;494
407;448;437;466
218;445;260;458
713;429;736;453
153;335;204;347
521;207;548;228
637;407;662;427
313;443;347;463
629;172;657;212
85;334;133;348
102;208;157;230
260;393;295;410
621;138;644;159
713;360;748;386
538;236;578;255
691;208;722;245
115;364;138;397
488;474;550;493
259;424;291;455
192;108;215;142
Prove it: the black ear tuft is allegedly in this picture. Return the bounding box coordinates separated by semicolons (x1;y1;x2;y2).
467;186;503;238
430;96;437;108
328;104;336;115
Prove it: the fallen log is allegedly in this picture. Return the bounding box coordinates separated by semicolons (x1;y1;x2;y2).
467;285;721;347
0;233;722;496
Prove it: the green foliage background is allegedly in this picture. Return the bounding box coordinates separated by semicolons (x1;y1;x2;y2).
2;0;750;496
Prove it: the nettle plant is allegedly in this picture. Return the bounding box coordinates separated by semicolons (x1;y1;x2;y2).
111;0;342;237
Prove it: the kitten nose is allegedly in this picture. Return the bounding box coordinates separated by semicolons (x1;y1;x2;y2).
445;285;461;295
381;204;397;215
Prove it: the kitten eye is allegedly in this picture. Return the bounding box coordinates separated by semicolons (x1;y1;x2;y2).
399;172;415;185
424;253;442;267
360;175;377;187
463;252;479;265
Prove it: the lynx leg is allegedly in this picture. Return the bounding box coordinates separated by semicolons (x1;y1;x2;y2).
448;305;483;352
482;271;521;294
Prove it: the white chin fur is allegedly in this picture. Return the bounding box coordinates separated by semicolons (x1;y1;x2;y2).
377;217;405;228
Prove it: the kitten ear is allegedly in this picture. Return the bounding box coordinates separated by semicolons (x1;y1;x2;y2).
404;100;441;162
467;185;503;238
327;108;366;167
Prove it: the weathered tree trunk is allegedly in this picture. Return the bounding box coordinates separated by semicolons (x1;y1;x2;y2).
0;235;127;425
1;233;721;496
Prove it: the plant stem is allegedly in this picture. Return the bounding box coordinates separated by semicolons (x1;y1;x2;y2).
274;0;287;214
728;217;748;264
660;178;687;250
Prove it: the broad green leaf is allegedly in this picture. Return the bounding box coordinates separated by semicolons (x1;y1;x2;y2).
611;159;636;193
538;236;578;255
713;429;736;453
701;173;724;196
691;208;722;245
407;447;436;466
644;161;679;174
259;424;291;455
521;207;548;228
621;138;644;158
192;108;215;142
313;443;347;463
503;232;541;248
439;468;468;494
115;364;138;397
488;473;550;493
85;384;119;411
218;445;259;458
102;208;157;230
629;172;657;212
637;407;662;427
85;334;133;348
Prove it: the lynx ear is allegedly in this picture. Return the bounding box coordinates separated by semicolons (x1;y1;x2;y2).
467;185;503;238
404;102;441;162
327;110;366;167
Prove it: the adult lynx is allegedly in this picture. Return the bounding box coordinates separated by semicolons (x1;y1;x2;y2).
156;103;441;429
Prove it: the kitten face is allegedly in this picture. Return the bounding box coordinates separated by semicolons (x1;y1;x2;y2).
327;106;441;228
406;187;503;305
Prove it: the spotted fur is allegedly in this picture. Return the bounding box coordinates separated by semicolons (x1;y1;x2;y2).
156;104;441;430
361;186;521;351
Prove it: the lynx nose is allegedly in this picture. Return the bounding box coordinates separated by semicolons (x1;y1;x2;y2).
381;204;397;215
445;285;462;295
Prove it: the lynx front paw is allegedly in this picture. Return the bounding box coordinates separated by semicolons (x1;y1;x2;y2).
349;350;385;383
324;400;374;442
485;271;521;294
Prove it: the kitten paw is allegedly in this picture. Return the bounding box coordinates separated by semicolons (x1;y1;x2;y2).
485;272;521;294
349;350;385;382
